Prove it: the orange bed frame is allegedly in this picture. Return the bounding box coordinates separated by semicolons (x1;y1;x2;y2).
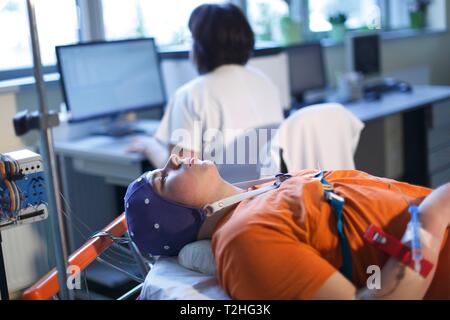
22;213;128;300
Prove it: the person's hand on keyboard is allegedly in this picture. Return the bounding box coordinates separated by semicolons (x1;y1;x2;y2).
127;136;168;168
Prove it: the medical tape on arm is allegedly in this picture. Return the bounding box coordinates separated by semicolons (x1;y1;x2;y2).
402;222;441;256
364;225;435;278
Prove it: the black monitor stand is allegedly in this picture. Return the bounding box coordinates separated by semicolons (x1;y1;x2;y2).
284;94;305;118
293;93;305;108
292;93;327;110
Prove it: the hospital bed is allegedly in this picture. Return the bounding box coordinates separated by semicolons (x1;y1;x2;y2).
23;213;229;300
23;123;282;300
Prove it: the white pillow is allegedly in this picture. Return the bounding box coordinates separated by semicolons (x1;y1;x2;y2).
178;240;217;276
141;257;230;300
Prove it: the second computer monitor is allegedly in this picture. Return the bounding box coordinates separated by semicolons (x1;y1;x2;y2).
347;32;381;77
287;42;327;101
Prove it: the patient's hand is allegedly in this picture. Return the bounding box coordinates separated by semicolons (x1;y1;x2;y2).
127;135;156;154
127;136;168;168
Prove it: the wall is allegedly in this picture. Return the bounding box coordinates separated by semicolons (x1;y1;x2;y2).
325;1;450;86
0;91;24;153
325;32;450;87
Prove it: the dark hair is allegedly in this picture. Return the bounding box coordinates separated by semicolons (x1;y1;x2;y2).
188;3;255;74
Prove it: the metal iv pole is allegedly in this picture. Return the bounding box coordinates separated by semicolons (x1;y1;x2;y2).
25;0;71;300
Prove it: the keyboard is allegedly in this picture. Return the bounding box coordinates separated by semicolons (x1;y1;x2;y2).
364;79;412;97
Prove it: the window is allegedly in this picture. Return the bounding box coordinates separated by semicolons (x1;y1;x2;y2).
246;0;289;42
0;0;445;77
388;0;411;30
0;0;79;71
307;0;382;32
102;0;226;46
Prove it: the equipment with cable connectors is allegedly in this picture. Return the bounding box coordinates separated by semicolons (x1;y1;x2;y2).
0;149;48;230
0;149;49;300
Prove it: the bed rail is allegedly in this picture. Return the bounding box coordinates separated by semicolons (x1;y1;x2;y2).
22;213;128;300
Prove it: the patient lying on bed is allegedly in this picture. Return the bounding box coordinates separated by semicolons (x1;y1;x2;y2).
125;155;450;300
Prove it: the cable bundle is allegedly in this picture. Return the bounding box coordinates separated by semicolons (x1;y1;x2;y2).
0;154;22;220
0;154;21;180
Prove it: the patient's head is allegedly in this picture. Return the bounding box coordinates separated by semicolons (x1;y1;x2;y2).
148;154;224;208
124;155;240;256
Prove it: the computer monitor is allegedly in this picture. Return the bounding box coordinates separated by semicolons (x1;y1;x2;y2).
287;42;327;104
56;38;166;124
347;32;381;77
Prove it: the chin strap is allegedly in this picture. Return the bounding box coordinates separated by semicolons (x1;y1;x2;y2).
204;174;292;215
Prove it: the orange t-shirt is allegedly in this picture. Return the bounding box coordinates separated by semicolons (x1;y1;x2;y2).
212;170;449;300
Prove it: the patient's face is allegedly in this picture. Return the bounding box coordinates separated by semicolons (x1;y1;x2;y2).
148;155;220;207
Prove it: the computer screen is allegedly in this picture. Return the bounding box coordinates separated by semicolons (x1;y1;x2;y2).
57;38;166;122
287;43;327;97
348;33;381;76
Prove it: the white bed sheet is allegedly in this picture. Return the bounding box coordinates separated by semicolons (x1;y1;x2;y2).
140;257;231;300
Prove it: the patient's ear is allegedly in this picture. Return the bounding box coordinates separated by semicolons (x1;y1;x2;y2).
202;206;214;217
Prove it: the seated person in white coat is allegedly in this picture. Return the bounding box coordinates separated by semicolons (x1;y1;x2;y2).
128;3;284;167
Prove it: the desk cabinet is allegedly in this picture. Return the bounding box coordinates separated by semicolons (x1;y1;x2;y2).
355;92;450;188
428;100;450;188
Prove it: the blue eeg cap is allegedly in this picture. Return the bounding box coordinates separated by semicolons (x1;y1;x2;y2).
124;173;206;257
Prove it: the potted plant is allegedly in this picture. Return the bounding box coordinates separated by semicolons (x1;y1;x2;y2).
279;14;302;46
328;12;347;42
409;0;432;29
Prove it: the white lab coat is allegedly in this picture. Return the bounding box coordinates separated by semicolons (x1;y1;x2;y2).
155;64;284;160
268;103;365;173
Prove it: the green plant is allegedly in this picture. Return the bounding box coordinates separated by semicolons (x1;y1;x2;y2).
279;14;302;45
328;12;347;25
408;0;432;29
409;0;432;12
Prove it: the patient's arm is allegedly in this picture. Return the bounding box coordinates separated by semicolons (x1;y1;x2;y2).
314;183;450;300
312;272;356;299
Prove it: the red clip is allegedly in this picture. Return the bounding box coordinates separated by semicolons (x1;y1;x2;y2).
363;225;433;278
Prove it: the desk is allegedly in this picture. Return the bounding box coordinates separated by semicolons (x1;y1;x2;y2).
55;86;450;187
55;120;159;187
343;85;450;188
55;85;450;187
344;85;450;122
56;86;450;185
